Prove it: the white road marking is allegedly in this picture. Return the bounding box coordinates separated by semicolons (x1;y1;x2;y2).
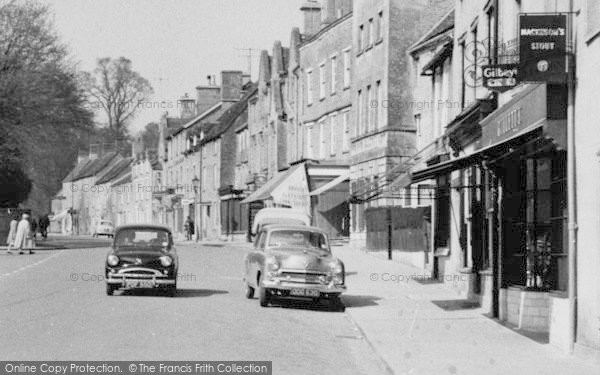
0;250;64;279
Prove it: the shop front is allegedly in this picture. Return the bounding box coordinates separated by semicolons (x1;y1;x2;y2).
411;83;568;342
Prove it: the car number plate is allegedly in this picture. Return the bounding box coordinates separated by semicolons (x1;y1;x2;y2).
125;280;154;288
290;288;319;297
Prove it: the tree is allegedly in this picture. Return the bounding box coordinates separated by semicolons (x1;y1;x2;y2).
0;0;94;211
140;122;160;150
83;57;153;141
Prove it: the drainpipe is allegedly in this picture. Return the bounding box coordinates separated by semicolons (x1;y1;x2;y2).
566;0;577;354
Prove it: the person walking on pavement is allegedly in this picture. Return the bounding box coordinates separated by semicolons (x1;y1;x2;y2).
184;216;194;241
13;212;34;254
5;210;19;255
38;214;50;239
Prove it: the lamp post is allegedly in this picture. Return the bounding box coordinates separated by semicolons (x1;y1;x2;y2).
192;176;200;242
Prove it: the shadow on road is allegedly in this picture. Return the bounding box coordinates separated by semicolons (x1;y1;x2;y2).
340;294;381;308
271;298;346;313
117;288;228;298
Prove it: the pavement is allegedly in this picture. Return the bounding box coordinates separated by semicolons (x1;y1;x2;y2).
1;235;598;375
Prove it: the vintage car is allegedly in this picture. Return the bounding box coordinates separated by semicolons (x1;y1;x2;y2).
251;207;311;235
105;224;178;297
93;220;114;238
243;224;346;307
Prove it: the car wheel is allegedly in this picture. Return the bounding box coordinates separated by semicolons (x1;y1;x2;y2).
245;283;255;299
257;276;270;307
166;285;176;297
106;284;116;296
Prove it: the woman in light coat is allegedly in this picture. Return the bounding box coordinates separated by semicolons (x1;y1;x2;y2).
13;212;34;254
5;211;19;254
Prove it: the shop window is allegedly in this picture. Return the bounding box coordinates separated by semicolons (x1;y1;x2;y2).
435;174;451;248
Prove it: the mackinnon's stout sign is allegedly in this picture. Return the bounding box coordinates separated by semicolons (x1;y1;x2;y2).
482;64;519;92
519;14;567;82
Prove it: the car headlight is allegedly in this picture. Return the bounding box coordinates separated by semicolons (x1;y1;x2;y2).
266;256;280;271
329;260;344;275
107;254;119;266
160;256;173;267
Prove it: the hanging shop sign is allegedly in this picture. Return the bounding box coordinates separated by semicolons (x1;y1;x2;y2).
482;64;519;92
519;14;567;83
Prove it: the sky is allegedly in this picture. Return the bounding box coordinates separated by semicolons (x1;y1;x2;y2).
43;0;304;134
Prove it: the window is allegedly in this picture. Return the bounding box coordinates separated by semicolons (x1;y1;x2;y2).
213;164;217;189
306;123;314;159
342;110;350;153
415;113;422;137
487;6;497;64
329;113;337;156
366;85;372;133
373;81;380;130
460;40;466;109
358;25;364;52
357;90;363;136
343;48;351;88
377;11;384;41
404;187;412;207
377;80;384;128
319;63;326;99
319;119;326;159
306;69;313;105
368;18;374;47
330;55;337;94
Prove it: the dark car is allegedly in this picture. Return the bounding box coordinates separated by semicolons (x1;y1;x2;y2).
243;224;346;308
105;224;178;297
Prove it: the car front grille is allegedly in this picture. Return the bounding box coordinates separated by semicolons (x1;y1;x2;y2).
279;271;328;284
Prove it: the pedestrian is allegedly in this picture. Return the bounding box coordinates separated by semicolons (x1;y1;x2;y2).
29;215;38;239
39;214;50;239
13;212;35;255
5;210;19;255
184;216;194;241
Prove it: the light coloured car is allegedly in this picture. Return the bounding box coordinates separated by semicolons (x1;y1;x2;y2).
93;220;115;238
243;224;346;308
252;207;311;235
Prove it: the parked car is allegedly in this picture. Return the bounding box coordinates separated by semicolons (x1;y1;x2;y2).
252;207;311;235
105;224;178;297
243;224;346;308
93;220;114;238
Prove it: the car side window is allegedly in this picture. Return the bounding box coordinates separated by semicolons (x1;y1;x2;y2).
257;231;267;251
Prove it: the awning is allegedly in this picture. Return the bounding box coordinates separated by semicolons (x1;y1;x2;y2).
309;170;350;196
411;118;547;183
241;164;310;212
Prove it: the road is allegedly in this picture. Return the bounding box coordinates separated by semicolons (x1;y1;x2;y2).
0;242;390;375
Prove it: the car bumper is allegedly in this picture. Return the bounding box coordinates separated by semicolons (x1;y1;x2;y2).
261;279;346;294
106;268;176;286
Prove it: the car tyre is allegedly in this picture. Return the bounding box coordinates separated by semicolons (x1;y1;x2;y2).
245;283;255;299
106;284;116;296
257;276;270;307
166;285;176;297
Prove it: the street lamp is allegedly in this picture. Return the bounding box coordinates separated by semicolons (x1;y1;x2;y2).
192;176;200;242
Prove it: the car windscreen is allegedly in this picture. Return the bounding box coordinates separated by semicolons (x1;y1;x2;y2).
115;229;171;250
267;230;328;251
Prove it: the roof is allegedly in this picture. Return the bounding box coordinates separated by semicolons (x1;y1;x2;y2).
200;83;257;145
115;224;171;233
170;102;223;138
260;224;325;234
111;169;132;187
420;42;453;75
95;158;133;185
165;117;185;137
62;157;91;182
409;8;454;54
241;164;303;204
72;152;119;181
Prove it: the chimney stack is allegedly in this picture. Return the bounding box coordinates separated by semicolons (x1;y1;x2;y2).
220;70;243;102
321;0;336;25
178;93;196;120
195;84;221;115
301;1;322;36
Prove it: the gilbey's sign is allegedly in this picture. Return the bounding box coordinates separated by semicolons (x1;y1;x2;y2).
482;64;519;92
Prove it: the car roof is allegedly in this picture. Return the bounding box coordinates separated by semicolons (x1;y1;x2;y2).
261;224;327;234
115;224;171;233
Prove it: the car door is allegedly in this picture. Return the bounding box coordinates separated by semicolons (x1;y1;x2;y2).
246;230;267;287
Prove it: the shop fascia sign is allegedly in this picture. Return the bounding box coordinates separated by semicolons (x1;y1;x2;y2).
482;64;519;92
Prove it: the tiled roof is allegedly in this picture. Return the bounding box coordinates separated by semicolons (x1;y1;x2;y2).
409;9;454;53
73;152;119;180
62;157;91;183
111;169;132;187
95;158;133;185
166;118;185;137
200;83;257;145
